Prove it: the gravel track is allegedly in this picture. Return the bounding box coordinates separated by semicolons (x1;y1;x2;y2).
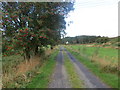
49;48;71;88
49;47;109;88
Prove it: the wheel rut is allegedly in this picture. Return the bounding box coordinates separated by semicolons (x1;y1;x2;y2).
49;47;71;88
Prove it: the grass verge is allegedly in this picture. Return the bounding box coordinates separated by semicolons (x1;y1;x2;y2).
26;49;58;88
63;51;84;88
66;47;118;88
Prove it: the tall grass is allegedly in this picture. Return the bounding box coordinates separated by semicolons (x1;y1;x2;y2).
2;54;43;88
26;49;58;88
2;46;58;88
2;55;25;88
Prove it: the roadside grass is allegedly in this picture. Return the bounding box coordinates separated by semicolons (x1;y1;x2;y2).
2;55;25;87
3;53;45;88
26;49;58;88
3;55;24;74
66;45;118;73
2;46;58;88
63;51;84;88
65;45;118;88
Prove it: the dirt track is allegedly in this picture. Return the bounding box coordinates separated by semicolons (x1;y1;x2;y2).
49;47;109;88
49;48;71;88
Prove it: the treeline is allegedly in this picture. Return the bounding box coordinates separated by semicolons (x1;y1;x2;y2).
62;35;118;44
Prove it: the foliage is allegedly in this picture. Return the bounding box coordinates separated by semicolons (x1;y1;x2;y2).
62;35;101;44
62;35;120;47
96;37;109;43
2;2;74;60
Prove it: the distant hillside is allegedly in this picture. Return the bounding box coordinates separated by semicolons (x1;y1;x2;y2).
62;35;120;48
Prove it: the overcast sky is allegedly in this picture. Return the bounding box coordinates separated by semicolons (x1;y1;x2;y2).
65;0;119;37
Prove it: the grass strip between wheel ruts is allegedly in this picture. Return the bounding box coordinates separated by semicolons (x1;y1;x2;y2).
63;51;84;88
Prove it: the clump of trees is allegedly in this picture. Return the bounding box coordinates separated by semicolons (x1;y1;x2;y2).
96;37;109;43
2;2;74;60
62;35;109;44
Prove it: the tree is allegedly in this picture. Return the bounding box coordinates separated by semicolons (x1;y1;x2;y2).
2;2;74;60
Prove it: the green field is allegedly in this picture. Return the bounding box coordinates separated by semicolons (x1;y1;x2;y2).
64;44;119;88
67;45;118;63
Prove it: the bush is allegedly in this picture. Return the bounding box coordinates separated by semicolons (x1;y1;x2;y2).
96;37;109;44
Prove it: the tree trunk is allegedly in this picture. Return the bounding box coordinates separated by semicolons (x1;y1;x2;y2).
26;51;30;61
24;47;30;61
35;45;38;55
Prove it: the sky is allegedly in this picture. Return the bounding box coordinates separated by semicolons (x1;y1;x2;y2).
65;0;119;37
